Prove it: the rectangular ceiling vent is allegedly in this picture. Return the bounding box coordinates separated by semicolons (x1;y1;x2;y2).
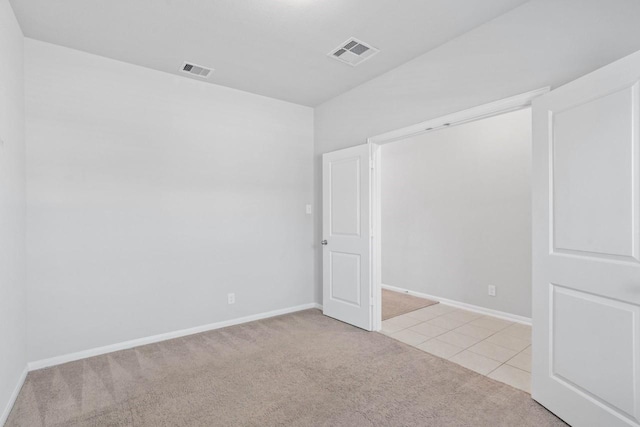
180;62;213;78
328;38;379;67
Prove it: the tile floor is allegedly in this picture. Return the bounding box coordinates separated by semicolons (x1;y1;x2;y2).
380;303;532;393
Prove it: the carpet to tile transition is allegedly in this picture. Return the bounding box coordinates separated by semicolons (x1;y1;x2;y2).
6;309;565;427
382;288;438;320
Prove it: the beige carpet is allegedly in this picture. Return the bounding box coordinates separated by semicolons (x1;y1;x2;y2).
382;288;438;320
7;309;564;427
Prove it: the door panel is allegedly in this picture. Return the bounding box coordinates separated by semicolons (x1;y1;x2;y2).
532;50;640;427
330;252;361;306
330;157;361;236
323;144;372;330
552;285;638;418
552;85;639;260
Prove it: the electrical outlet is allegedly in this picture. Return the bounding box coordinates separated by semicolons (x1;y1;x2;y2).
488;285;496;297
305;204;312;215
227;293;235;304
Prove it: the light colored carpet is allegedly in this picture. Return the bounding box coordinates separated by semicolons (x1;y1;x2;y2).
6;309;565;426
382;288;438;320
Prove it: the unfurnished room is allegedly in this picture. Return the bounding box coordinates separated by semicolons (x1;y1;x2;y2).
1;1;640;426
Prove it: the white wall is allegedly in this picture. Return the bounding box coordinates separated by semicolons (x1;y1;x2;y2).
382;109;531;316
25;39;314;362
0;0;27;421
314;0;640;304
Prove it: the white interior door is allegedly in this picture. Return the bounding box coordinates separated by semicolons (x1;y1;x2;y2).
322;144;372;330
532;50;640;427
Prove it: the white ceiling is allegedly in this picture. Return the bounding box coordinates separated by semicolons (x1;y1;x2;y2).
10;0;529;106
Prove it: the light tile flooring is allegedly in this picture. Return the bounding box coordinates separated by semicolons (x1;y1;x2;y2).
380;304;532;393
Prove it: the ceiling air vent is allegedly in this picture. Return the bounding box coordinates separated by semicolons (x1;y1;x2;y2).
328;38;379;67
180;62;213;78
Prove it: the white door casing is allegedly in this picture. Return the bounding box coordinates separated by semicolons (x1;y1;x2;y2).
532;50;640;427
322;144;372;330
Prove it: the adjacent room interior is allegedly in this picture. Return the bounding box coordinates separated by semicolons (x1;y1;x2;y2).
2;0;640;426
379;108;533;391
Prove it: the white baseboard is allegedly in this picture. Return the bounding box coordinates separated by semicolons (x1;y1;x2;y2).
1;366;28;426
382;284;531;325
28;302;322;371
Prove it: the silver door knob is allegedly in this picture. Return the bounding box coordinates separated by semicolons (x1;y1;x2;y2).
321;240;328;245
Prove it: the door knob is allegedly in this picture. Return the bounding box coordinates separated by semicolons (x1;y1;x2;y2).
321;240;328;245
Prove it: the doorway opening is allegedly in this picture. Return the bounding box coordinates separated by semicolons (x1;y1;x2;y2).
369;89;548;392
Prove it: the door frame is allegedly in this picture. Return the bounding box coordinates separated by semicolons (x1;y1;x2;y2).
366;87;550;332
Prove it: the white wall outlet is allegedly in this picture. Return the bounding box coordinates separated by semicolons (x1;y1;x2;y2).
305;204;312;215
488;285;496;297
227;293;235;304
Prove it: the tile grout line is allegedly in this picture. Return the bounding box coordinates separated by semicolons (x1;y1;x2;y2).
486;361;506;376
502;345;532;371
487;361;531;377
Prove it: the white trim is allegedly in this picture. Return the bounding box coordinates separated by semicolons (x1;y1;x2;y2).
370;141;383;332
382;284;531;325
368;87;549;145
1;366;28;426
28;302;322;371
